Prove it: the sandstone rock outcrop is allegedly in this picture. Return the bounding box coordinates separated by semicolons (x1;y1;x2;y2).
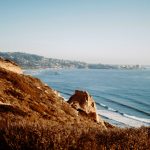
0;57;23;74
68;90;106;127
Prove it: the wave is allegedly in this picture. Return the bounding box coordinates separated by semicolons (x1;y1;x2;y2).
96;102;120;114
96;102;150;124
24;68;61;76
52;89;150;126
49;88;150;126
24;69;42;76
124;91;150;99
63;88;74;92
106;93;150;108
59;90;150;126
123;114;150;123
91;90;150;108
101;116;129;128
58;91;72;96
94;95;150;116
97;110;150;127
59;90;150;123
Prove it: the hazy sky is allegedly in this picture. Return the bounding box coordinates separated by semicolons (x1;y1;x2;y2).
0;0;150;65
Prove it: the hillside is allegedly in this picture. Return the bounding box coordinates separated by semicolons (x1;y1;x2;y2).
0;52;142;69
0;66;107;127
0;57;22;74
0;60;149;150
0;52;88;69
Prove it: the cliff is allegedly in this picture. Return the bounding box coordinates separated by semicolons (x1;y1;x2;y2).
0;62;106;129
0;57;23;74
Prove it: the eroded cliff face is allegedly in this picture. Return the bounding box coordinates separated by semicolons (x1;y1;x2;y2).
0;57;23;74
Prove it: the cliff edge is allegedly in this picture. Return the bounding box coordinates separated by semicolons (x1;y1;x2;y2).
0;57;23;74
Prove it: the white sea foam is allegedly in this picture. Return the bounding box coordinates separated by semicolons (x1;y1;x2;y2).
97;110;150;127
99;103;106;107
24;68;54;74
108;107;116;112
24;69;43;75
123;114;150;124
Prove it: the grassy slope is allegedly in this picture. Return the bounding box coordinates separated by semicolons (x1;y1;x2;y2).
0;119;149;150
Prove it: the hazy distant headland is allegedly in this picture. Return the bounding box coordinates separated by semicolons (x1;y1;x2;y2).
0;52;144;70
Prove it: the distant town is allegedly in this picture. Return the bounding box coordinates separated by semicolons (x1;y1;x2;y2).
0;52;145;70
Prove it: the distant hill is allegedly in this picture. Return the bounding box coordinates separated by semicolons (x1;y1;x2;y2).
0;52;142;69
0;52;88;69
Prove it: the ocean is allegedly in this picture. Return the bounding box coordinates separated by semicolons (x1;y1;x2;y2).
25;69;150;128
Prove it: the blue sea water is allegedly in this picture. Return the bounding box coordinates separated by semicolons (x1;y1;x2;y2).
25;69;150;127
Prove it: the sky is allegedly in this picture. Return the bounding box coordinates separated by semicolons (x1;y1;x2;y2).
0;0;150;65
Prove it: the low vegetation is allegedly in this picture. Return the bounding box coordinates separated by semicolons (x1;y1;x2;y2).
0;117;149;150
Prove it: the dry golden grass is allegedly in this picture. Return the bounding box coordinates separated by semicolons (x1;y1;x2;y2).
0;117;149;150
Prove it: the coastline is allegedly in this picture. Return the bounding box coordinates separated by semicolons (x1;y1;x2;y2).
24;68;150;128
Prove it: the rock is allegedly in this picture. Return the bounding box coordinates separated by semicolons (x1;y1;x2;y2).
68;90;106;126
0;57;23;74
